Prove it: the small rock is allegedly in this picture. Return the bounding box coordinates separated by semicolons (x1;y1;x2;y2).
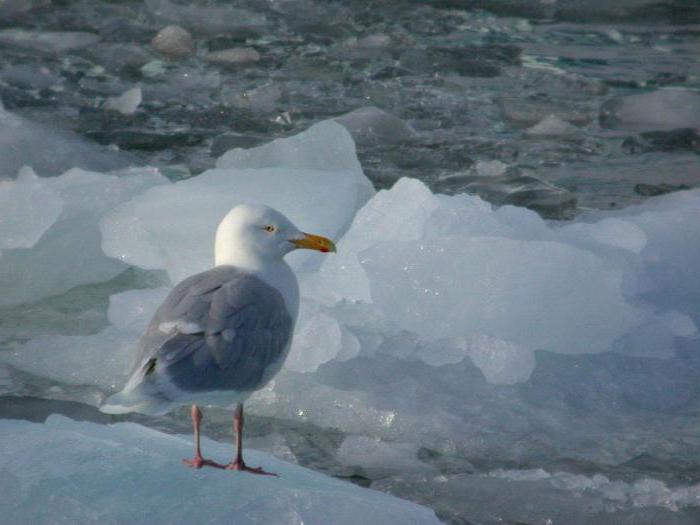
204;48;260;66
151;25;194;59
104;87;142;115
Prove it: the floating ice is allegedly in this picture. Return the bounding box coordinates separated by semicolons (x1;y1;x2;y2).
0;167;166;306
104;86;142;115
0;416;440;525
458;335;536;385
334;107;416;146
600;89;700;131
490;468;700;513
337;436;431;478
216;120;374;208
0;167;63;251
0;103;138;177
0;29;100;53
363;236;642;354
4;288;169;388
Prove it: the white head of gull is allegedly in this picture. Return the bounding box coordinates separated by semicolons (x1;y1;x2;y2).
101;204;335;475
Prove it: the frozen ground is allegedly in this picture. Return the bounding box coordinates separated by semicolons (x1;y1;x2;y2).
1;1;699;524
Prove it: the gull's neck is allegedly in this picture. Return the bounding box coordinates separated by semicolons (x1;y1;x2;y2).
215;251;300;320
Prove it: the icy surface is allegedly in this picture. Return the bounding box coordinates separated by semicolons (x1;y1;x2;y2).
0;416;439;525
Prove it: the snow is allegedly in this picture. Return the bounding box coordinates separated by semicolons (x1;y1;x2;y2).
0;416;440;525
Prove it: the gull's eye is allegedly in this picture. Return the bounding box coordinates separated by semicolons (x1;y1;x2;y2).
264;224;277;233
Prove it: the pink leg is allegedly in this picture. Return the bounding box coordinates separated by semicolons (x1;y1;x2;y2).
225;403;277;476
182;404;225;469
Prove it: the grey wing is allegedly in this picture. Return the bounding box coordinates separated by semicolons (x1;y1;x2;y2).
133;266;293;394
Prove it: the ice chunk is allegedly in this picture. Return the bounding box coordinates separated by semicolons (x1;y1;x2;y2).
217;120;374;208
490;468;700;514
600;89;700;131
5;328;136;389
107;287;170;333
319;178;440;302
101;167;359;283
361;236;643;355
0;416;440;525
337;436;431;478
561;218;648;254
0;167;63;250
0;104;138;177
104;87;142;115
615;311;697;358
0;167;167;306
4;287;170;388
0;29;100;53
285;302;343;373
458;335;536;385
334;107;416;146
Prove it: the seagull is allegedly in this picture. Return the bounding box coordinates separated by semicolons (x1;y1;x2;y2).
100;204;336;474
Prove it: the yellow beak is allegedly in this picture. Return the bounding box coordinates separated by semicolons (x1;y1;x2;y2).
291;233;336;253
